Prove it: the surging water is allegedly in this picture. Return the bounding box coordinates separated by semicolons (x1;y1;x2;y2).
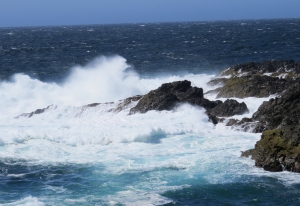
1;19;300;205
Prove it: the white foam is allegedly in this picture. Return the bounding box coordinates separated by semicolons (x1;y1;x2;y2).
2;196;45;206
263;72;272;76
0;55;296;204
104;190;173;206
0;55;214;118
216;96;274;120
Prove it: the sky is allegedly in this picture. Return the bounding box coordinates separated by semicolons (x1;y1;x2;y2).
0;0;300;27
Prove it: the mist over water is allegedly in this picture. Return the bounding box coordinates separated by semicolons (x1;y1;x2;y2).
1;20;300;205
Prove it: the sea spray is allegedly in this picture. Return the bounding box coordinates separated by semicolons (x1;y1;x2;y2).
1;20;300;205
0;55;216;119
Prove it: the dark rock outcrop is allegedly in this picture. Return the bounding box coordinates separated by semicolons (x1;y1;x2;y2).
210;75;294;98
252;83;300;144
129;80;203;114
241;129;300;172
241;83;300;172
129;80;249;123
207;60;300;99
219;60;300;79
210;60;300;173
209;99;248;117
225;117;264;133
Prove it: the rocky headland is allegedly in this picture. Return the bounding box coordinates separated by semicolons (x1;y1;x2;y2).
208;60;300;173
207;60;300;98
128;60;300;173
17;60;300;173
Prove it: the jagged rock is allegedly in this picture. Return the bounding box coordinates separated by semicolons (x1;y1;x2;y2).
226;117;266;133
207;114;219;125
86;103;101;107
208;99;249;117
241;129;300;172
242;83;300;172
15;105;54;118
85;102;114;108
208;75;294;98
129;80;249;122
114;95;142;113
226;119;239;126
129;80;203;114
207;60;300;98
252;83;300;144
219;60;300;79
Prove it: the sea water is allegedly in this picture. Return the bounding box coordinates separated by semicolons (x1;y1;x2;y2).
0;19;300;205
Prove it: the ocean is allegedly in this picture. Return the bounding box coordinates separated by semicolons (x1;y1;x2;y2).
0;19;300;205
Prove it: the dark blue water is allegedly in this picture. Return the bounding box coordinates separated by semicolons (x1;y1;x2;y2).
1;19;300;205
1;19;299;81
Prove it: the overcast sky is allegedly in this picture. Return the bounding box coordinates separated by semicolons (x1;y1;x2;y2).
1;0;300;27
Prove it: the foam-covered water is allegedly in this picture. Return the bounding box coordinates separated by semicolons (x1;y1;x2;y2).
1;20;300;205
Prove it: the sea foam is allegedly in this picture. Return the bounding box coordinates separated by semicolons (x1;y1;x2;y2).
0;55;214;118
1;55;297;205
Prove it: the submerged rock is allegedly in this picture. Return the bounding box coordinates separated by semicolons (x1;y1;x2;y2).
225;117;263;133
16;80;249;123
15;105;55;118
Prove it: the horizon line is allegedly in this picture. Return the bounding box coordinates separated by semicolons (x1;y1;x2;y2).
1;17;299;29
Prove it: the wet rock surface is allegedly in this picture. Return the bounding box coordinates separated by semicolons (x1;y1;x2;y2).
210;60;300;173
15;105;55;118
129;80;203;114
210;76;294;98
129;80;249;122
251;83;300;143
209;99;248;117
114;95;142;113
207;60;300;98
241;129;300;173
219;60;300;79
239;78;300;172
226;117;264;133
15;60;300;173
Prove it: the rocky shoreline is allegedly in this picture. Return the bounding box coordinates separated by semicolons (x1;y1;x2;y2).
209;60;300;173
18;60;300;173
128;60;300;173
